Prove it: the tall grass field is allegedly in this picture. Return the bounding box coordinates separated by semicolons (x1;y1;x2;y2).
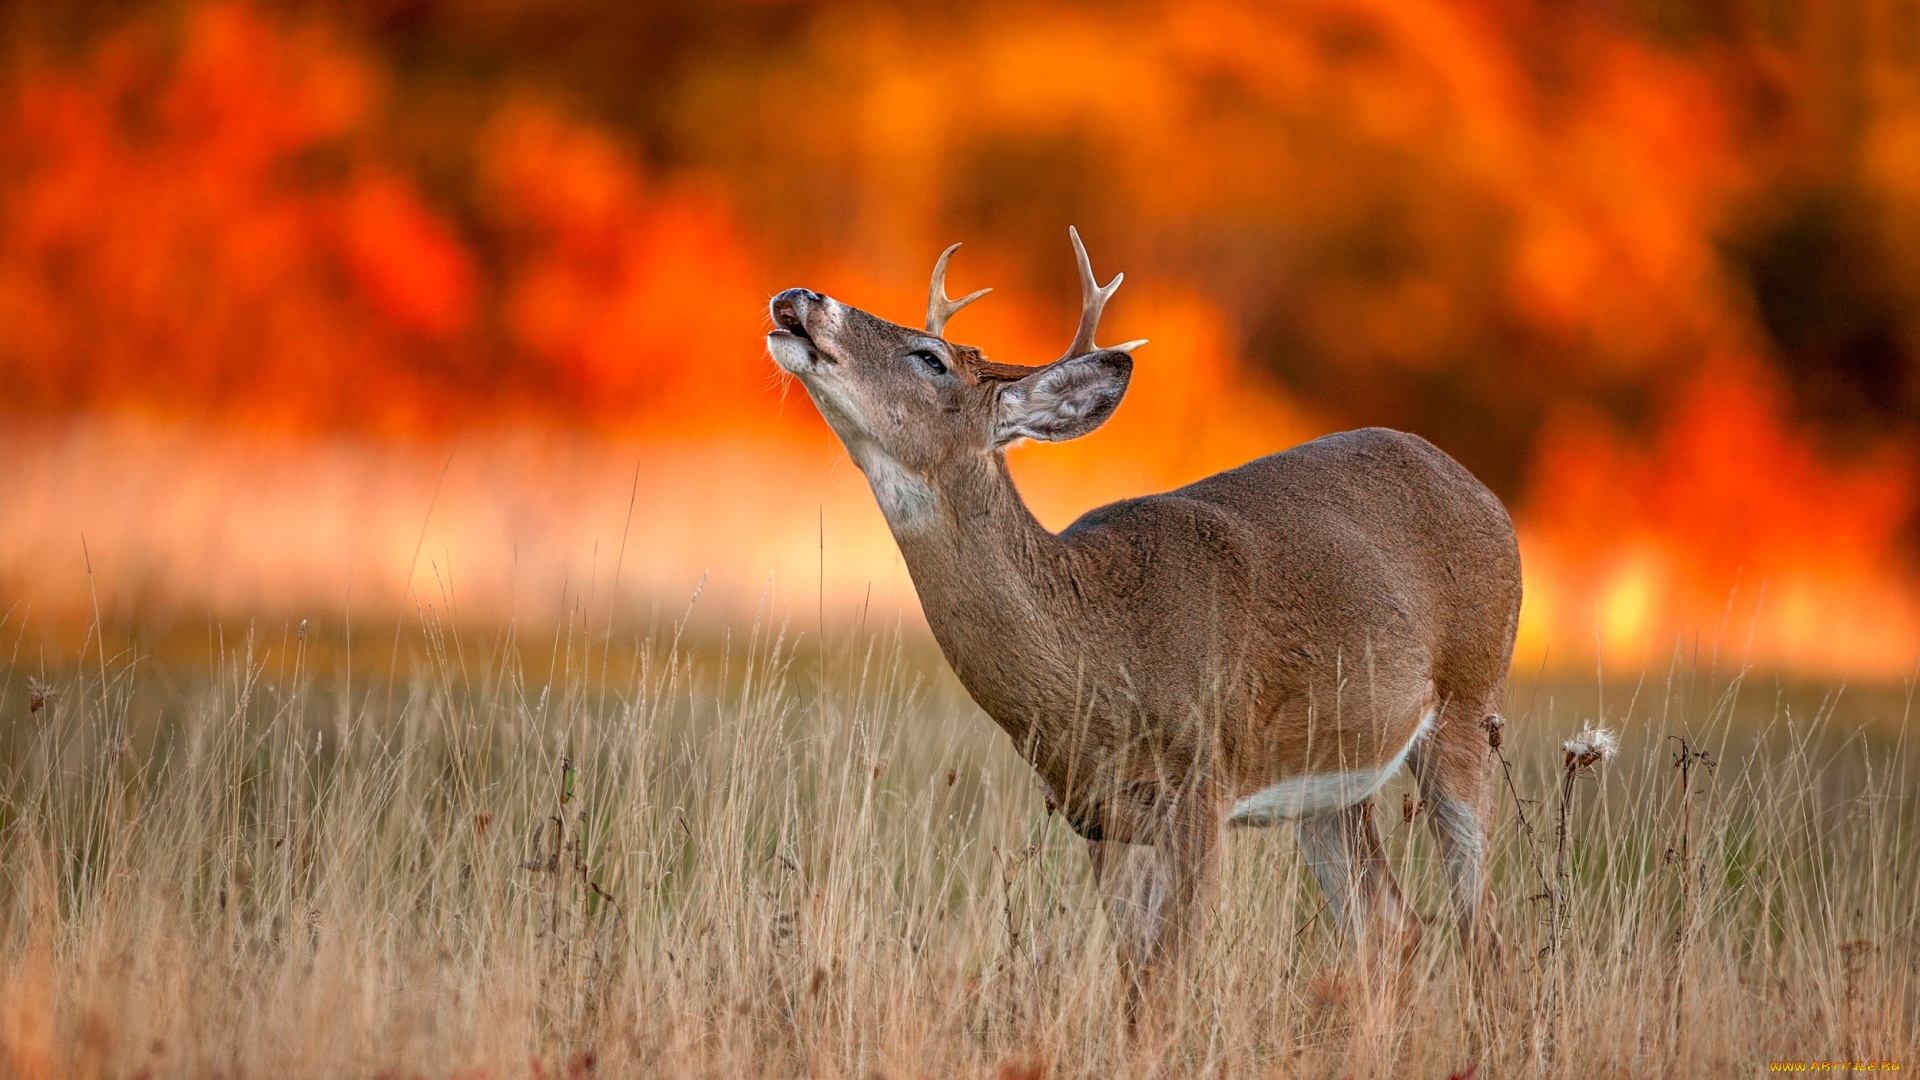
0;600;1914;1077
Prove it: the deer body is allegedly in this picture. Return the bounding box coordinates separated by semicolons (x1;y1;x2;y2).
767;231;1520;1016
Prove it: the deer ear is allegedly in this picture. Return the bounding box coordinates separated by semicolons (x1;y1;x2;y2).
994;350;1133;446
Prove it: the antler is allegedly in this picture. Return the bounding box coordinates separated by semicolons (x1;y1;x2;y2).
926;243;992;337
1063;226;1147;359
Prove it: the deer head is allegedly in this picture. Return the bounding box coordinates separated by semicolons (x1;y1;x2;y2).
767;229;1148;527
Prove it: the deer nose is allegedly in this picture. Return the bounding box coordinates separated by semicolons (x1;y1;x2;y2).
770;289;824;334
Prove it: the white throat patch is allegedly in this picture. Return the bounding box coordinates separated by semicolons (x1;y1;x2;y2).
859;448;936;529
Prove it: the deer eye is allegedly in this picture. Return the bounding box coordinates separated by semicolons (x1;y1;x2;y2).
911;350;947;376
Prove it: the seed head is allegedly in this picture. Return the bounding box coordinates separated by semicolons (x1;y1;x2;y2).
1482;713;1505;750
27;678;52;714
1563;726;1619;773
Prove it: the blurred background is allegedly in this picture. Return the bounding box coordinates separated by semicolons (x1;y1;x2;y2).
1;0;1916;677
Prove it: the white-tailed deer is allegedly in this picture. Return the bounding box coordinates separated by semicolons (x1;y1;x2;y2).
767;230;1522;1017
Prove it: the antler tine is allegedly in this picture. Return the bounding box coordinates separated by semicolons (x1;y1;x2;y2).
1064;225;1127;358
926;243;992;336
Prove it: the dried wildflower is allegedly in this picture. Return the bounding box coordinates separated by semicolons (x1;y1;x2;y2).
1563;726;1619;773
1482;713;1505;750
1840;938;1876;961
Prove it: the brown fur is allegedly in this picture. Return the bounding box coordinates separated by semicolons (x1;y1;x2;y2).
766;267;1522;1018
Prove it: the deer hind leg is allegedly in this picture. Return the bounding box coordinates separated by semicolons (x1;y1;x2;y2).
1407;679;1503;967
1295;798;1422;969
1086;798;1222;1031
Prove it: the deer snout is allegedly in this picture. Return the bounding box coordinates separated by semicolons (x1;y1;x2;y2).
771;288;823;325
769;289;818;338
768;288;831;372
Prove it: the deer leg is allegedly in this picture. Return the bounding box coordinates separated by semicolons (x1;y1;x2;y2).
1295;798;1422;969
1087;838;1156;1025
1086;793;1222;1031
1407;683;1503;968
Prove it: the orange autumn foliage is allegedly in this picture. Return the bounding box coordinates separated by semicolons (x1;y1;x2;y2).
0;5;771;434
0;0;1913;675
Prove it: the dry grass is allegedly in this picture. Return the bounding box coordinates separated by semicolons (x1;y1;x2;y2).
0;604;1915;1078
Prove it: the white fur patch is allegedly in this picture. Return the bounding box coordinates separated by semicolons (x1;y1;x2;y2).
766;333;814;373
1227;707;1436;827
860;450;936;528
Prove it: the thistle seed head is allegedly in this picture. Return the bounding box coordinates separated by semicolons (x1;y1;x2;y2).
1564;726;1619;773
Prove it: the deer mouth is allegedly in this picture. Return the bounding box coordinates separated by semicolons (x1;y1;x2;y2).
768;292;830;372
769;294;816;343
769;289;843;375
770;312;812;344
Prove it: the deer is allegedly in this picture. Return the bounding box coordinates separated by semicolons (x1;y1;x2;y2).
765;229;1522;1021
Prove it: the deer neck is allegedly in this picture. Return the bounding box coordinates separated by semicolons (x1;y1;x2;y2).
872;450;1083;747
